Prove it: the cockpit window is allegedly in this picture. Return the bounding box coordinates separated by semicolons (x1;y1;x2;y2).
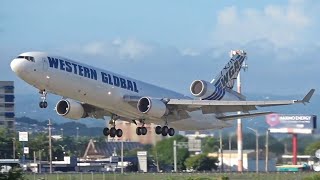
17;56;35;62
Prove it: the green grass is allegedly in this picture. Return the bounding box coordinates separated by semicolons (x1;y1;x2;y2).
24;172;319;180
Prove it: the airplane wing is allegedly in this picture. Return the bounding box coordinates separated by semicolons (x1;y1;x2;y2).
167;89;315;114
216;111;274;121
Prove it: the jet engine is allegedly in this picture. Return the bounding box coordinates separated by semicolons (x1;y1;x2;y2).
190;80;224;99
137;97;168;118
56;99;87;120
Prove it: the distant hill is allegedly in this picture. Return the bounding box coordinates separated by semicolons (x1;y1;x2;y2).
16;116;104;137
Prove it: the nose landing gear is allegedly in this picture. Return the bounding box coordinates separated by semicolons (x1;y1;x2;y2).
39;90;48;108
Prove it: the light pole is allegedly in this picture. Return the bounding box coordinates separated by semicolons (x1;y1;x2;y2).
247;127;259;173
228;133;232;172
48;119;53;173
173;140;188;172
60;128;64;137
76;127;79;140
59;144;66;157
265;130;269;172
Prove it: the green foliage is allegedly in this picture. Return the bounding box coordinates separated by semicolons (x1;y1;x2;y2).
152;135;189;171
201;137;219;153
303;173;320;180
0;127;15;159
184;153;218;171
304;141;320;155
0;168;25;180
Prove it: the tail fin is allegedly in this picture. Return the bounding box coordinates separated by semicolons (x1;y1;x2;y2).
212;50;247;89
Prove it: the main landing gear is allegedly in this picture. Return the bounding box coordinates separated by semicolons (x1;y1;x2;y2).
39;90;48;108
103;116;123;138
136;120;147;136
155;119;175;136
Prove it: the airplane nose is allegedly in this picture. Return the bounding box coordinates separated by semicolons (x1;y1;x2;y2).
10;59;22;74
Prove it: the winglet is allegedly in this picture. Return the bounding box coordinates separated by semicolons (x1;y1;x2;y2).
302;89;315;104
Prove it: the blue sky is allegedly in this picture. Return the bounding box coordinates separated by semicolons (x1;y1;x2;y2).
1;0;319;96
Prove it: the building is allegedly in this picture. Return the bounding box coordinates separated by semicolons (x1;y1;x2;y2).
208;150;277;172
82;139;144;160
107;121;163;145
0;81;15;131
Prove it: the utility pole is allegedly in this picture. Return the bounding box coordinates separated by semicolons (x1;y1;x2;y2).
219;130;224;172
48;119;52;174
121;141;124;174
265;130;269;172
173;140;177;172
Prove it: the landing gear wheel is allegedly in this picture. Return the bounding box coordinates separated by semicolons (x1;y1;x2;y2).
43;101;48;108
168;128;175;136
110;127;116;137
141;127;147;135
136;127;142;135
155;126;162;135
161;126;168;136
39;102;43;108
103;127;109;136
116;129;123;137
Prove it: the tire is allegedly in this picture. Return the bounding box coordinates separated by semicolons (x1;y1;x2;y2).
155;126;162;135
43;101;48;108
116;129;123;137
168;128;175;136
103;127;109;136
136;127;142;135
39;102;43;108
162;126;168;136
110;127;116;137
141;127;147;135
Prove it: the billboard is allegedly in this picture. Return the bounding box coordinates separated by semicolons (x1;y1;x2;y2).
266;114;317;134
19;132;28;141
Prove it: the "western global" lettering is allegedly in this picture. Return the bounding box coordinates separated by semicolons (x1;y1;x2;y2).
47;57;139;93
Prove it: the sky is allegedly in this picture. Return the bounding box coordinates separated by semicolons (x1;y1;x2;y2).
1;0;319;96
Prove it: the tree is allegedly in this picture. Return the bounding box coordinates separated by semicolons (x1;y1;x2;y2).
201;137;219;153
152;135;189;171
304;141;320;156
184;154;218;171
0;127;15;159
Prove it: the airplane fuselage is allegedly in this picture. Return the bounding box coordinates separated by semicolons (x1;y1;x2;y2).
11;52;232;130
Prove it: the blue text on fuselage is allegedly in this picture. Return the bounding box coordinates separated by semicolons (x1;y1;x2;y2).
47;57;139;93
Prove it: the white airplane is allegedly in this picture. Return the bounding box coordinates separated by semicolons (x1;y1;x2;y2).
10;50;314;138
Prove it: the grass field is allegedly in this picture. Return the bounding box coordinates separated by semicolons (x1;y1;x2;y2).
24;172;320;180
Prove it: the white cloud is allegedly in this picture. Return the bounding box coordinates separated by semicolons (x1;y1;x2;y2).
180;48;200;57
118;39;153;59
213;0;312;47
70;38;154;60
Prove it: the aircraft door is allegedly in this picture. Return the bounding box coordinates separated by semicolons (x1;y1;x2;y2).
42;57;48;71
41;57;50;88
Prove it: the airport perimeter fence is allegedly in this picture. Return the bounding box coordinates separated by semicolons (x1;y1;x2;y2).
23;172;320;180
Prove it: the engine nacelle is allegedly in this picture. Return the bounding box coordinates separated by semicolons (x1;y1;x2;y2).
137;97;168;118
56;99;87;120
190;80;224;100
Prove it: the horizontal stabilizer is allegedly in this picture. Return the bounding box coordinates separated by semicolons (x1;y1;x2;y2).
217;111;274;121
